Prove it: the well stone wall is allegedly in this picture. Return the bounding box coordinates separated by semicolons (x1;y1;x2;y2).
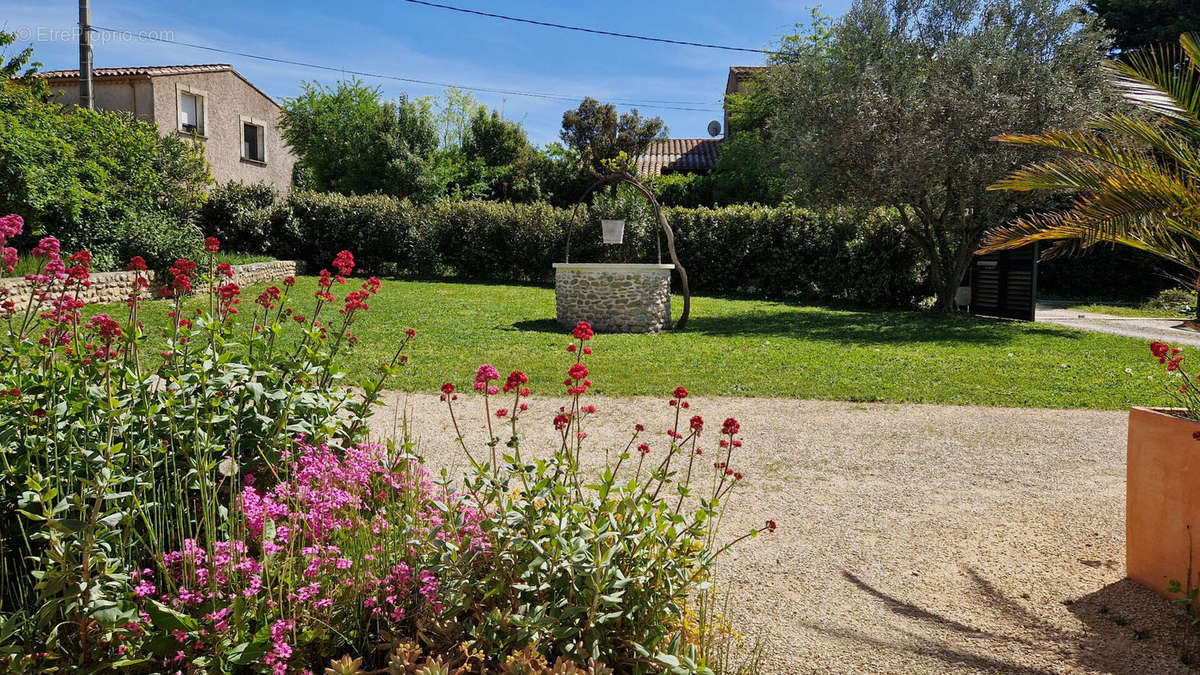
554;263;672;333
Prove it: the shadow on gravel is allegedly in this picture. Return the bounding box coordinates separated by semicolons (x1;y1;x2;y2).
1067;579;1200;674
830;568;1198;673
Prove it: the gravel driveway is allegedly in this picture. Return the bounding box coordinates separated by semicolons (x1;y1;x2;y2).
369;393;1200;673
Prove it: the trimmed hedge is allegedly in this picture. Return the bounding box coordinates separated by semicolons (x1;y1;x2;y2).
201;188;929;307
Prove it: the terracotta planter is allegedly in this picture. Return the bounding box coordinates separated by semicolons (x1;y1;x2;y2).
1127;407;1200;598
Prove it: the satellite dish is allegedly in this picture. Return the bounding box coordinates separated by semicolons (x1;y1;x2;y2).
707;120;722;137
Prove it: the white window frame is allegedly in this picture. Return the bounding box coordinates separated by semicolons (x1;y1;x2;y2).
239;115;268;164
175;84;208;137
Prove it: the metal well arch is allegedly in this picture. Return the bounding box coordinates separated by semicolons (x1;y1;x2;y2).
561;172;691;329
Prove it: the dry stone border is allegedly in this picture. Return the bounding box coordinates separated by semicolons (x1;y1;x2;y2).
0;260;304;307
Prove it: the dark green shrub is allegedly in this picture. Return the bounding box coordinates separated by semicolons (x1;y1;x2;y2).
1144;288;1196;316
123;210;205;270
198;181;278;253
272;191;423;275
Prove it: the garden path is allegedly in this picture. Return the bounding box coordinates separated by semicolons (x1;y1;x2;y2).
1037;303;1200;348
370;394;1198;674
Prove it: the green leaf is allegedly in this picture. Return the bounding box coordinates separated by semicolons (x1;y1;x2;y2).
144;598;198;634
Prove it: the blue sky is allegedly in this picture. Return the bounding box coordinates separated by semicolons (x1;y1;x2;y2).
0;1;846;146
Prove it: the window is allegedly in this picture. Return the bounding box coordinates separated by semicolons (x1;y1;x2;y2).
176;85;206;136
241;117;267;163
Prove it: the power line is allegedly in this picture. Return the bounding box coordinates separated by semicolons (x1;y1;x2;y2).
400;0;775;56
85;25;723;113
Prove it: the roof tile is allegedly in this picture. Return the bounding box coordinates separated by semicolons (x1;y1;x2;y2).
36;64;233;79
635;138;720;176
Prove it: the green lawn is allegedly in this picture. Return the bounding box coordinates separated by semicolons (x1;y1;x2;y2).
96;277;1174;409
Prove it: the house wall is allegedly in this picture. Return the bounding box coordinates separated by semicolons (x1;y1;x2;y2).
46;78;155;123
149;72;294;192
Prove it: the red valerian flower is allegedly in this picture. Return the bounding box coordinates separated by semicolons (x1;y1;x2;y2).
283;276;296;287
635;423;645;432
332;250;355;276
765;520;777;533
217;262;234;278
503;370;528;393
566;344;577;352
572;321;594;341
638;443;651;455
690;415;704;432
32;236;61;257
0;213;23;240
1151;341;1171;359
405;328;416;338
87;314;122;342
441;382;456;395
581;405;597;414
495;408;508;418
1168;356;1184;372
127;256;148;271
568;363;589;380
673;386;688;400
722;418;741;435
342;290;370;314
553;412;571;430
205;237;221;253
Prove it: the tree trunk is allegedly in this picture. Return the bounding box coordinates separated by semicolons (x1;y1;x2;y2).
900;207;982;313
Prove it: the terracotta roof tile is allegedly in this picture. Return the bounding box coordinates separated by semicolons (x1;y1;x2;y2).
36;64;233;79
635;138;720;176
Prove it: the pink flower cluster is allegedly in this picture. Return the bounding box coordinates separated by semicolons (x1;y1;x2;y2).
0;213;21;239
144;440;487;672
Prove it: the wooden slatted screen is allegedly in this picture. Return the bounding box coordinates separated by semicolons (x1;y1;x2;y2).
969;244;1038;321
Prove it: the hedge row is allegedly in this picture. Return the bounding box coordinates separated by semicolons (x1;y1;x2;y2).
200;185;928;307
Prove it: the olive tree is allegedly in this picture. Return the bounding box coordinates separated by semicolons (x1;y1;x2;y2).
769;0;1111;310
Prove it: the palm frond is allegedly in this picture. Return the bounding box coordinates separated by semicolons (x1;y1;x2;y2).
992;130;1161;175
1104;37;1200;129
1088;113;1200;179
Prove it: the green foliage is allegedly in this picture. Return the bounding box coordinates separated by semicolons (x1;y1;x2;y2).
1087;0;1198;53
1143;287;1197;317
198;181;279;253
464;108;529;168
280;79;439;200
768;0;1112;309
648;173;714;209
0;70;210;270
0;31;45;96
560;98;664;176
272;190;430;276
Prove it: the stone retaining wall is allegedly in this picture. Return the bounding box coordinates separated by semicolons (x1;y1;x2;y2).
553;263;673;333
0;260;304;307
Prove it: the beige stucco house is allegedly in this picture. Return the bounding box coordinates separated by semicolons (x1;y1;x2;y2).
38;64;295;192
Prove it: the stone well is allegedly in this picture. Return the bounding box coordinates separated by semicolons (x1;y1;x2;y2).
553;263;674;333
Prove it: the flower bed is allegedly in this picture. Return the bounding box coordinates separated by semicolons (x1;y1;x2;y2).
0;213;772;673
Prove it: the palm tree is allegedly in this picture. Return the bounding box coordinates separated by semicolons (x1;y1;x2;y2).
980;33;1200;308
